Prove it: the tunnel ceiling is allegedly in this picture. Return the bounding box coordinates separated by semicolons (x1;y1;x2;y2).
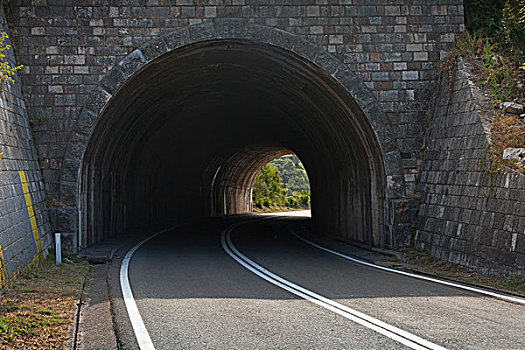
81;39;387;247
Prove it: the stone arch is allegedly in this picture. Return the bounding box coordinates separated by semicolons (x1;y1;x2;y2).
59;19;405;250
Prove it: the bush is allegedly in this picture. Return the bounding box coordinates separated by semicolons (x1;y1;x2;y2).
501;0;525;62
0;32;23;85
464;0;505;37
464;0;525;64
284;192;310;209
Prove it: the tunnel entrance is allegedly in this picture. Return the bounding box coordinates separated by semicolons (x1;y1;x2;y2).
65;25;403;251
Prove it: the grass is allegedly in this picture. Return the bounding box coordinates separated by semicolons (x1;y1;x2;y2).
0;252;89;349
443;32;525;173
393;247;525;295
489;112;525;171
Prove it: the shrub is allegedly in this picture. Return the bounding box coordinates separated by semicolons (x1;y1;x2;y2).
501;0;525;62
464;0;505;37
0;32;22;85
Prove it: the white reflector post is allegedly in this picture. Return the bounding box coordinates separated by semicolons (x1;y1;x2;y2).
55;233;62;265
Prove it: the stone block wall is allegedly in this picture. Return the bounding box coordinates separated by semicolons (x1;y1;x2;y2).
0;6;51;287
416;58;525;276
4;0;464;222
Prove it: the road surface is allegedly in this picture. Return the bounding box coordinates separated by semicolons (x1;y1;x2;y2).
115;216;525;349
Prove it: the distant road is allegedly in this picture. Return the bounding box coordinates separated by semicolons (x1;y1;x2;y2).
259;209;311;217
118;216;525;349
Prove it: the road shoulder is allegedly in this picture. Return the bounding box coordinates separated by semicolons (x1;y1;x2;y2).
75;263;118;350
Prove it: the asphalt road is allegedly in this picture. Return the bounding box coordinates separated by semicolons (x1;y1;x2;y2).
119;216;525;349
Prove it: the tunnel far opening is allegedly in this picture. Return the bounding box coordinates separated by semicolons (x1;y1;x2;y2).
202;147;311;216
79;39;386;250
251;154;311;213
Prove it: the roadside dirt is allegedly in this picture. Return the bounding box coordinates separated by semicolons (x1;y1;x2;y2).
382;247;525;296
0;253;89;349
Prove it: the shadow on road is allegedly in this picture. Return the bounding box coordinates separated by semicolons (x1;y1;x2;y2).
124;216;471;301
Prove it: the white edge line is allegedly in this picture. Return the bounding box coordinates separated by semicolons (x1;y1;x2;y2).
291;231;525;305
222;224;447;350
120;227;176;350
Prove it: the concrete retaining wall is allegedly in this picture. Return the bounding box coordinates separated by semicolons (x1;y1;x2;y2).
416;58;525;276
0;6;51;287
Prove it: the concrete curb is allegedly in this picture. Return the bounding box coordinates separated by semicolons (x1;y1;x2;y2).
66;264;91;350
75;263;118;350
69;234;142;350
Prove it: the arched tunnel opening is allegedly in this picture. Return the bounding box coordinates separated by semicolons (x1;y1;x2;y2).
79;40;386;249
249;153;311;212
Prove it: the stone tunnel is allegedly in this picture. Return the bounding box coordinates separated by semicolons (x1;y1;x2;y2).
70;26;403;250
14;2;523;282
2;0;522;283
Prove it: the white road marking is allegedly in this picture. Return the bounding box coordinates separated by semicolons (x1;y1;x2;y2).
120;228;176;350
221;223;447;350
291;231;525;305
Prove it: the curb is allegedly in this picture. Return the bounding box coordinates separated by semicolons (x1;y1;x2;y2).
66;264;91;350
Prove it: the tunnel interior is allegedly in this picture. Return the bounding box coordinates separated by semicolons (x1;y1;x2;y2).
80;40;386;248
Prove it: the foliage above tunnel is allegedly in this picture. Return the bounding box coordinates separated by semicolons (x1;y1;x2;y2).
437;1;525;176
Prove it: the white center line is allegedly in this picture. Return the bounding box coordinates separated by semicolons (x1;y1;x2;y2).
221;222;447;350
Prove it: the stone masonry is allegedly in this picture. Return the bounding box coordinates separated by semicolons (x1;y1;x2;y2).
5;0;464;213
0;6;51;287
0;1;485;280
416;58;525;277
0;0;523;280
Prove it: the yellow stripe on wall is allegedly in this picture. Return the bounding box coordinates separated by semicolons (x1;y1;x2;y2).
19;170;43;260
0;244;8;288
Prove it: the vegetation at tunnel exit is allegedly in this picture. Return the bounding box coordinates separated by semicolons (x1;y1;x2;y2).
253;155;310;212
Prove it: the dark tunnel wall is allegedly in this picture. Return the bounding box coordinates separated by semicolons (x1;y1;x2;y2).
76;38;392;249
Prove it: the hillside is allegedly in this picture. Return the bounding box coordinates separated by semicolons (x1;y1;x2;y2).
269;154;310;194
252;154;311;211
455;0;525;172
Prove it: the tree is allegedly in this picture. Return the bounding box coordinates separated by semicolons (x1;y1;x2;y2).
252;164;286;208
269;154;310;193
252;155;312;211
